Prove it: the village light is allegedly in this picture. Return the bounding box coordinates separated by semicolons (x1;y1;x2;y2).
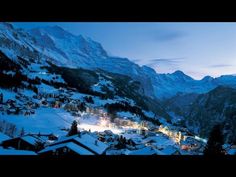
99;118;108;127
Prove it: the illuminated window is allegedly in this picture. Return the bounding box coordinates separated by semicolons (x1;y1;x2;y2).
63;147;67;153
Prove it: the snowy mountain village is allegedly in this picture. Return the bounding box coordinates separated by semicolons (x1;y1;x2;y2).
0;80;209;156
1;22;236;156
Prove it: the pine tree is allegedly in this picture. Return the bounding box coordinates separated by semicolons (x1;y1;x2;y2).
67;120;78;136
79;102;86;112
204;124;225;155
0;93;3;103
19;127;25;137
15;107;20;115
78;130;81;138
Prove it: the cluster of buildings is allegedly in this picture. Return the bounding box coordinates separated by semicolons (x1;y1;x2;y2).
157;125;206;153
0;132;109;156
0;93;38;116
0;87;90;118
158;125;187;144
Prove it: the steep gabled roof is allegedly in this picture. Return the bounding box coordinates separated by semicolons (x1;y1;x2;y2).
39;142;94;155
49;133;109;155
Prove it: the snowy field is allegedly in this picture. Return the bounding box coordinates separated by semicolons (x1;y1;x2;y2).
0;107;75;136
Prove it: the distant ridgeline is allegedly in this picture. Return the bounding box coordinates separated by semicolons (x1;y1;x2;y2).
163;86;236;144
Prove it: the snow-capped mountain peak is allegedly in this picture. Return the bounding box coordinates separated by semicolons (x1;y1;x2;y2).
30;25;73;39
28;25;109;67
172;70;186;76
201;75;214;82
170;70;194;81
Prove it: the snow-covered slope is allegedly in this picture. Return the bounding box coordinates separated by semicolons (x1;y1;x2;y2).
2;22;236;100
29;26;108;68
28;26;158;98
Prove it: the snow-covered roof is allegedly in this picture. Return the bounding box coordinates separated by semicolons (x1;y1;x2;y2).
160;146;179;155
127;146;158;155
74;134;108;155
51;134;79;144
0;88;16;102
39;142;94;155
143;135;176;148
0;149;37;155
1;135;45;146
228;148;236;155
50;133;109;155
21;135;43;145
0;132;10;143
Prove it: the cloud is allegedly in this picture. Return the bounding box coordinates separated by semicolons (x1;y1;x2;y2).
131;59;142;63
151;29;186;42
146;57;185;67
149;57;185;63
208;64;233;68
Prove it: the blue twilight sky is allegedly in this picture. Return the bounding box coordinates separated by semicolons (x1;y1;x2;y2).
12;22;236;80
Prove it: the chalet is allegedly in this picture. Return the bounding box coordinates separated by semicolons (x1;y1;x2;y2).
40;99;49;107
97;130;118;143
7;106;21;115
6;99;17;108
52;100;61;108
38;142;94;156
26;101;38;109
180;136;202;151
1;134;45;151
64;101;81;112
44;133;109;155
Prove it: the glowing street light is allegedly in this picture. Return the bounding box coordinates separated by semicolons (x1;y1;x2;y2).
99;118;109;127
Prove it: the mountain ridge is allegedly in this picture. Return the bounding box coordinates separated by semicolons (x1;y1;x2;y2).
2;22;236;99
